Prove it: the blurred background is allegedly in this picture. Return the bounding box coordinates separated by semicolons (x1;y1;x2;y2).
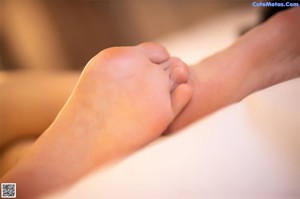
0;0;249;71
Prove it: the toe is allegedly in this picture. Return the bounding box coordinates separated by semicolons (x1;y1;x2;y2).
171;83;192;117
160;57;189;91
135;42;169;64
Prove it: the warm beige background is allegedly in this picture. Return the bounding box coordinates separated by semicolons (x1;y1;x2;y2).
0;1;249;70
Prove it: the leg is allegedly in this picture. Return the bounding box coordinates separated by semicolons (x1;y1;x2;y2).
167;7;300;132
0;71;79;148
0;139;35;176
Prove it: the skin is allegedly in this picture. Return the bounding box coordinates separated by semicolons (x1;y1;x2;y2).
1;43;192;198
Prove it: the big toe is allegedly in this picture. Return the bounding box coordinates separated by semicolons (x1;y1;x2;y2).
135;42;170;64
161;57;189;91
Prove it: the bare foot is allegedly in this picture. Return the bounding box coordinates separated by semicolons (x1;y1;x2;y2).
1;43;192;198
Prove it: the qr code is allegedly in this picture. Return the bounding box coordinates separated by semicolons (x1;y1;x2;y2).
1;183;16;198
